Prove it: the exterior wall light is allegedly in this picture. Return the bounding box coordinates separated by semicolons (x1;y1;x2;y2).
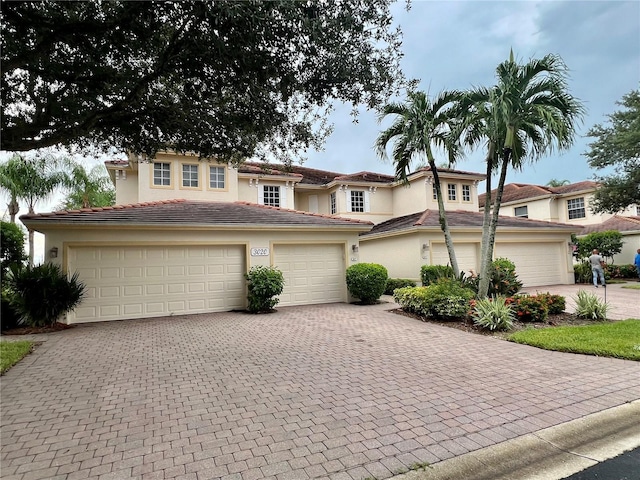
49;247;59;259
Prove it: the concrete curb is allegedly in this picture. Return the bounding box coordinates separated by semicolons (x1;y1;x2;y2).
392;400;640;480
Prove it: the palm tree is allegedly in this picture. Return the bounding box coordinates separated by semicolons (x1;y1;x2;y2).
459;51;584;297
546;179;570;187
59;161;115;210
375;90;463;277
0;154;66;265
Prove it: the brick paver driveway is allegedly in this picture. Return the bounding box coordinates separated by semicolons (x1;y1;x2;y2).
2;302;639;480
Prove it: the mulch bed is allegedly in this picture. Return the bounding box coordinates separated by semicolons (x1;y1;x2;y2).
390;308;610;337
1;323;75;336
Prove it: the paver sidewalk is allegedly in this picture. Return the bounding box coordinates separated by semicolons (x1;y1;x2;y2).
1;301;639;480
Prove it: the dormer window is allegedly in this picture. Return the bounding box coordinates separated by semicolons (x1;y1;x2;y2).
432;184;438;199
567;197;586;219
514;206;528;218
258;185;281;207
447;183;457;201
462;185;471;202
330;192;337;214
153;162;171;186
346;189;370;213
182;164;199;188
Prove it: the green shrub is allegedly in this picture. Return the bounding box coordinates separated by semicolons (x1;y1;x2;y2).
471;296;515;331
5;263;85;327
511;295;549;322
535;292;566;314
346;263;388;305
573;290;609;320
394;278;475;321
420;265;454;286
245;265;285;313
605;264;637;279
384;278;416;295
1;289;23;331
573;261;592;284
485;258;523;296
0;221;26;278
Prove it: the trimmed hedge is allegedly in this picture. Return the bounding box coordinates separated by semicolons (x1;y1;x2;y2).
420;265;454;286
346;263;388;305
384;278;416;295
394;278;475;321
245;265;285;313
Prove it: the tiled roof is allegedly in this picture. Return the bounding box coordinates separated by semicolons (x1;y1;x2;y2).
479;181;601;205
362;209;579;237
334;171;395;184
238;162;343;184
579;216;640;234
20;199;373;229
411;166;486;178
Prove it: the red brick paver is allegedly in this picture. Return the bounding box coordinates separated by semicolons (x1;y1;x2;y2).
2;301;639;480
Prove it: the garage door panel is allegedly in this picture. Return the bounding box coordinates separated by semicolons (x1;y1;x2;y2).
431;243;478;274
494;243;562;287
274;244;346;306
68;245;245;322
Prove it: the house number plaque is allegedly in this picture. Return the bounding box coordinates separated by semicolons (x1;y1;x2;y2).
250;247;270;256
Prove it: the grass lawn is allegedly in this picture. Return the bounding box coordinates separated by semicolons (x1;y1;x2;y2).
508;319;640;361
621;284;640;290
0;340;35;374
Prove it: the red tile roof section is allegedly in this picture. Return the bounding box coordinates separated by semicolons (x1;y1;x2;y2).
479;181;602;205
579;216;640;234
21;199;373;228
362;209;580;236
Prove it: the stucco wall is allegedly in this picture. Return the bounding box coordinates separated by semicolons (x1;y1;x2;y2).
136;153;240;203
114;172;140;205
359;234;422;281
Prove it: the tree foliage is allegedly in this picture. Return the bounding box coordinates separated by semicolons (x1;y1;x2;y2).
584;88;640;213
58;162;115;210
0;221;26;278
458;51;584;297
574;230;623;263
375;90;463;276
1;1;407;163
0;154;66;265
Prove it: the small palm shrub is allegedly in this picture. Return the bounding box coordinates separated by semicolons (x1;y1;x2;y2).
573;261;592;284
574;290;609;320
471;296;515;331
511;295;549;323
6;263;85;327
346;263;388;305
245;266;285;313
535;293;566;314
487;258;523;296
394;278;475;321
420;265;454;286
384;278;416;295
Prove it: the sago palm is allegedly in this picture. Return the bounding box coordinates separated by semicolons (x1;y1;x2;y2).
459;51;584;297
375;90;463;277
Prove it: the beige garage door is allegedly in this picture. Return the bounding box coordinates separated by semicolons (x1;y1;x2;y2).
431;243;479;275
68;245;245;323
494;242;563;287
274;244;346;306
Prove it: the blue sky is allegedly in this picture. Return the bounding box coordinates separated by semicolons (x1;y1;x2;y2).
302;0;640;189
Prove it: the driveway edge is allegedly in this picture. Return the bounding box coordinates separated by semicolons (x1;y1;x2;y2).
392;399;640;480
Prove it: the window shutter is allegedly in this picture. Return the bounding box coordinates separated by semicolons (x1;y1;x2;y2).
258;185;264;205
364;191;371;212
346;189;352;212
280;186;287;208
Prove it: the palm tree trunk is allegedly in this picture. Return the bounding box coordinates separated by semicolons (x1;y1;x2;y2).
478;148;510;297
8;196;19;223
478;145;496;297
429;159;460;277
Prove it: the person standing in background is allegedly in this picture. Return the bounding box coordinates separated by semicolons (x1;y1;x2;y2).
634;248;640;281
588;249;606;288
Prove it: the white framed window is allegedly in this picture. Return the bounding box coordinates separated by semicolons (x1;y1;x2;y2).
330;192;337;214
259;185;283;207
636;205;640;216
350;191;365;212
182;164;199;188
432;184;438;200
447;183;457;201
462;184;471;202
346;189;370;213
514;206;528;218
153;162;171;186
567;197;586;219
209;166;225;189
